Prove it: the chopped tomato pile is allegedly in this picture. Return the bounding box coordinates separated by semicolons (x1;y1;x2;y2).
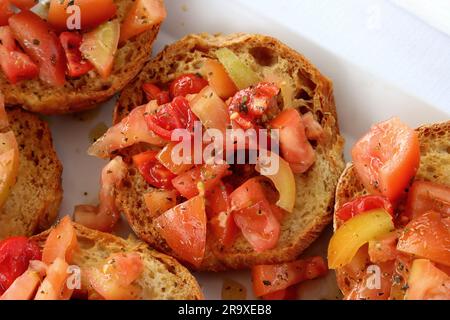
0;0;166;85
0;217;145;300
329;117;450;300
87;49;324;277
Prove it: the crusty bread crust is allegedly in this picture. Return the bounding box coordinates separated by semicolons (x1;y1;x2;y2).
0;109;62;239
0;0;162;114
114;33;345;271
31;222;203;300
333;120;450;297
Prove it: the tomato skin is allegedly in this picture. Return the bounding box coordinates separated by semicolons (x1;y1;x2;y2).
169;74;209;98
233;199;280;252
397;211;450;267
120;0;166;44
0;1;13;26
252;256;327;297
142;83;170;105
48;0;117;31
172;164;230;199
0;237;41;295
228;82;280;129
132;150;176;189
405;181;450;221
155;195;207;267
270;108;315;173
145;96;198;141
336;195;394;224
60;32;93;78
351;117;420;202
9;10;66;86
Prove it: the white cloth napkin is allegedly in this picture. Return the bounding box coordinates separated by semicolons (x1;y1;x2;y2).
391;0;450;36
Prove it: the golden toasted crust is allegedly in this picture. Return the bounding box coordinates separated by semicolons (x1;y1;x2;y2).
115;33;345;271
31;222;203;300
0;0;163;115
334;120;450;296
0;109;62;239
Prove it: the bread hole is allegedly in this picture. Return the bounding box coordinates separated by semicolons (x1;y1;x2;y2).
298;105;311;115
447;146;450;154
315;110;324;124
297;68;316;91
249;47;278;67
295;88;312;101
193;44;209;54
77;237;96;250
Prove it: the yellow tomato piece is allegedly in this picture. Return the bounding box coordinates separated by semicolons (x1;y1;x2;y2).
328;209;394;269
156;142;194;175
215;48;260;89
190;86;230;134
256;152;296;213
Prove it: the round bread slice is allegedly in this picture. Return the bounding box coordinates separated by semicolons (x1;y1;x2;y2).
31;222;203;300
114;33;345;271
0;0;164;115
333;120;450;296
0;109;62;239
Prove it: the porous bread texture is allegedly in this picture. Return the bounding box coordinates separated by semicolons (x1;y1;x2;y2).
0;0;162;114
31;222;203;300
0;109;62;239
333;120;450;296
114;33;345;271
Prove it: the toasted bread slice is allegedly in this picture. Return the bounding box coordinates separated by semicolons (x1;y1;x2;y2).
114;33;345;271
31;222;203;300
0;109;62;239
333;121;450;295
0;0;163;115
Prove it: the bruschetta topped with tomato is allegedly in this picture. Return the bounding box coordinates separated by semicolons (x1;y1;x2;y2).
0;216;202;300
83;33;345;271
330;119;450;300
0;0;166;114
0;93;62;239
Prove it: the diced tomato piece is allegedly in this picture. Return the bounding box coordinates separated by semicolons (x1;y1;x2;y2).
10;0;36;9
9;10;66;86
233;199;280;252
0;269;42;300
405;259;450;300
229;177;268;210
172;164;230;199
132;150;176;189
405;181;450;220
142;83;170;105
368;231;399;263
169;73;208;98
352;117;420;202
145;96;198;141
0;1;13;26
201;59;238;99
207;182;237;248
261;286;298;300
0;26;39;84
0;237;41;295
88;252;144;300
270;108;315;173
34;258;71;300
228;82;280;129
59;32;93;78
48;0;117;31
155;195;207;267
336;195;394;224
120;0;167;44
42;216;78;265
302;112;324;140
252;256;327;297
397;211;450;267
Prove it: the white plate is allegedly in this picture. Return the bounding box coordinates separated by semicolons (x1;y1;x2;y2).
46;0;450;300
